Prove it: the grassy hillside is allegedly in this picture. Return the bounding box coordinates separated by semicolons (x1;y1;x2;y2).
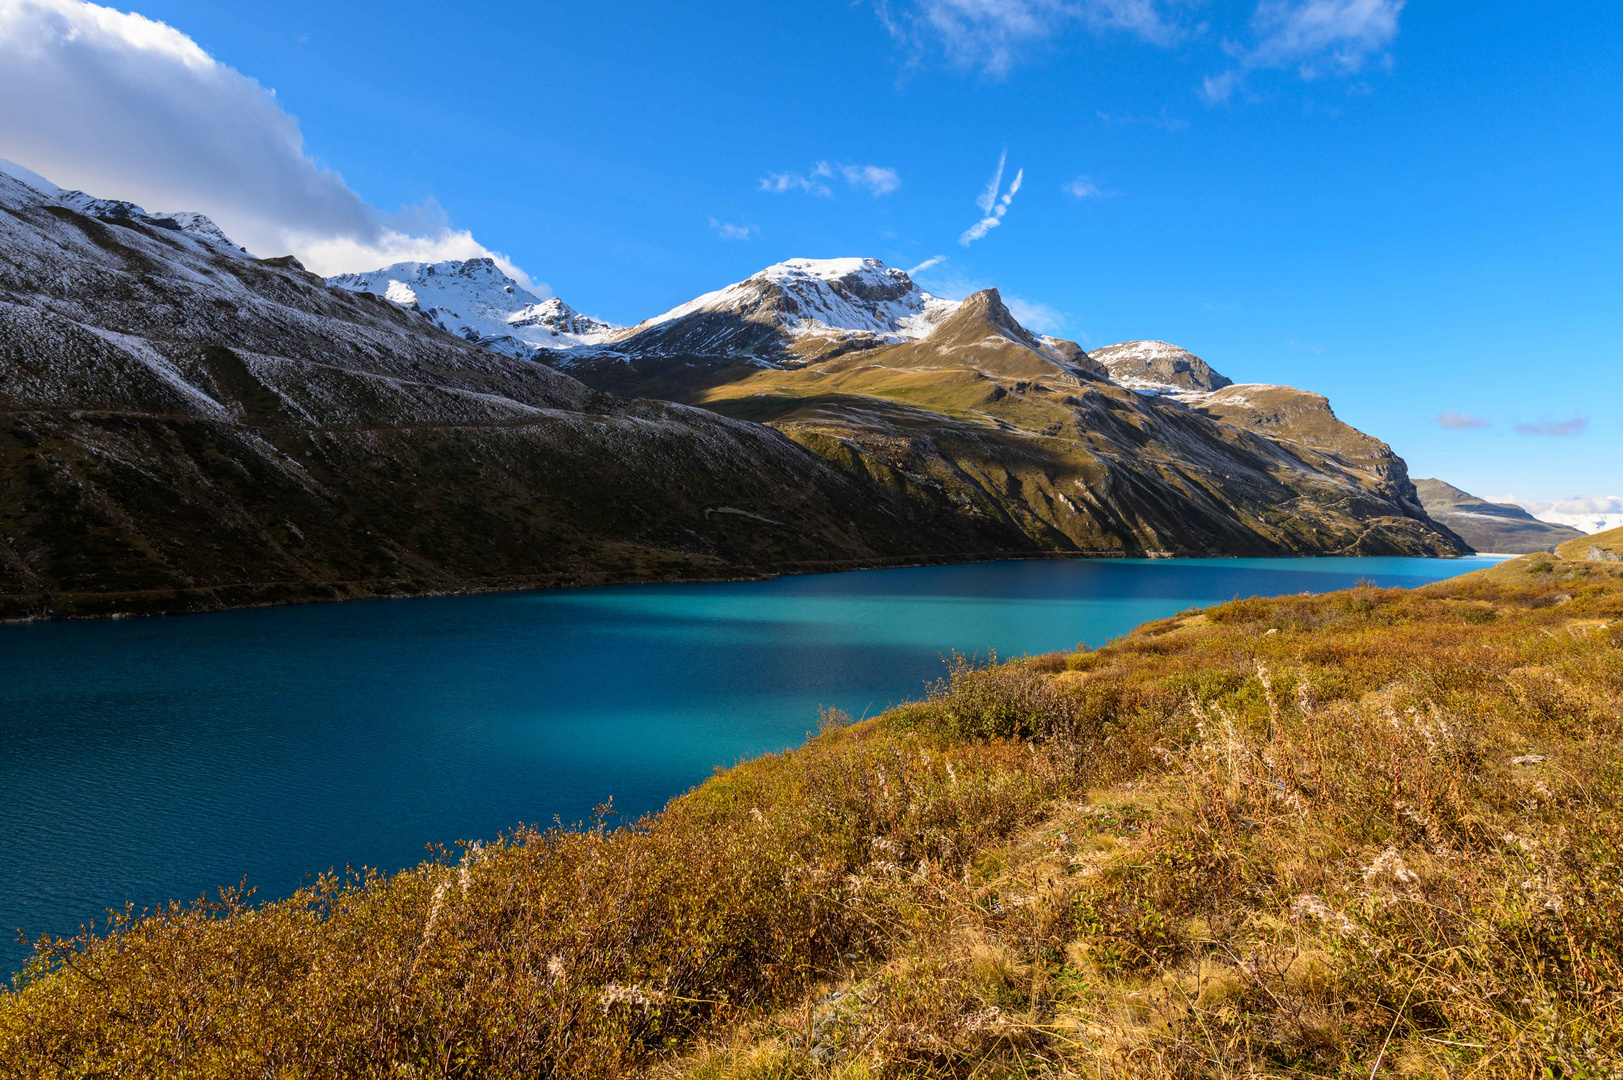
687;293;1463;560
3;558;1620;1077
1560;524;1623;562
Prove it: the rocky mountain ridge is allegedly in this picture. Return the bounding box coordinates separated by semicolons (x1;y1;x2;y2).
0;170;1036;620
0;160;1469;621
407;255;1462;559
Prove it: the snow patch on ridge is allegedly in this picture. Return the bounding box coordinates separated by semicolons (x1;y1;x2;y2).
0;157;249;257
326;259;619;356
636;257;959;345
1090;339;1234;396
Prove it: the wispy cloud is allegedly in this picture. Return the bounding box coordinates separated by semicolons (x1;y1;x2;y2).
1096;107;1189;132
1287;338;1322;354
760;164;833;198
875;0;1189;76
904;264;985;301
709;217;758;241
960;150;1024;246
1515;416;1586;438
1062;175;1117;198
1436;411;1490;430
841;164;902;196
903;264;1063;334
0;0;540;284
1005;295;1066;333
1202;0;1406;104
760;161;900;198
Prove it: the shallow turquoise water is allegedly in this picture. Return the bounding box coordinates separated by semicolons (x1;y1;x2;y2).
0;556;1501;971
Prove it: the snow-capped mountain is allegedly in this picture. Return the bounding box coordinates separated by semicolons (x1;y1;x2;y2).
613;257;961;361
3;160;1032;619
326;259;618;357
1088;340;1233;397
641;257;960;339
0;157;248;257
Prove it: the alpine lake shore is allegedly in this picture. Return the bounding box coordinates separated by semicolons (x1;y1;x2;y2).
2;529;1620;1078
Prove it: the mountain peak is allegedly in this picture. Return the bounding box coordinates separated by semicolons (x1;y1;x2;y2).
1089;340;1232;395
641;257;955;340
327;259;616;354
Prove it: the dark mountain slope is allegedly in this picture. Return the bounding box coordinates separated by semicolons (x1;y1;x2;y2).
1414;478;1585;554
0;175;1030;619
549;282;1465;559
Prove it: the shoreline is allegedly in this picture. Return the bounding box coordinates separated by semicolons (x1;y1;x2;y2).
0;547;1491;626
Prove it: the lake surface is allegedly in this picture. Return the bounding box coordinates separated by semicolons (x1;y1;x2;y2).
0;556;1501;971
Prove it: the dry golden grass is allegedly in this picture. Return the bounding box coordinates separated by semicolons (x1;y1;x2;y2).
3;556;1621;1078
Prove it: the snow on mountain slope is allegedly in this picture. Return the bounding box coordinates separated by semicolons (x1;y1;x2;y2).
326;259;618;356
0;157;249;258
1089;340;1233;396
625;258;960;354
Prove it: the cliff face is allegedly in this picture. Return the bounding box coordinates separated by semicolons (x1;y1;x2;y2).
0;178;1032;619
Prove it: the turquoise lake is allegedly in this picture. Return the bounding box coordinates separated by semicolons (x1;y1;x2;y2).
0;555;1503;971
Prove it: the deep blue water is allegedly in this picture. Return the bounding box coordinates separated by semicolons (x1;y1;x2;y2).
0;556;1501;972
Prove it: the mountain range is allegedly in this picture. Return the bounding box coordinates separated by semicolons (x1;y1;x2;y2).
349;254;1461;561
0;162;1468;619
1412;478;1586;554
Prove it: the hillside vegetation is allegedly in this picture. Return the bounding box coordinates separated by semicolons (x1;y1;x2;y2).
3;555;1621;1077
636;289;1465;560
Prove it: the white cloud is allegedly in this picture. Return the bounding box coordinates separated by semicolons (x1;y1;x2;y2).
1512;494;1623;536
1248;0;1404;74
1519;495;1623;516
1199;69;1241;104
759;163;834;197
709;217;758;241
1436;411;1490;430
960;150;1023;246
900;262;1065;331
0;0;538;284
1202;0;1405;104
1005;295;1066;333
976;150;1007;215
876;0;1187;76
906;255;948;276
760;161;899;198
1062;176;1106;198
841;164;902;196
904;264;985;301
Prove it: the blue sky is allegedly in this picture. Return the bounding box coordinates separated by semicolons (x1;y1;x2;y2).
0;1;1618;505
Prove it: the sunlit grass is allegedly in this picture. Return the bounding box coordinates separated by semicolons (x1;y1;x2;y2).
3;556;1620;1077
